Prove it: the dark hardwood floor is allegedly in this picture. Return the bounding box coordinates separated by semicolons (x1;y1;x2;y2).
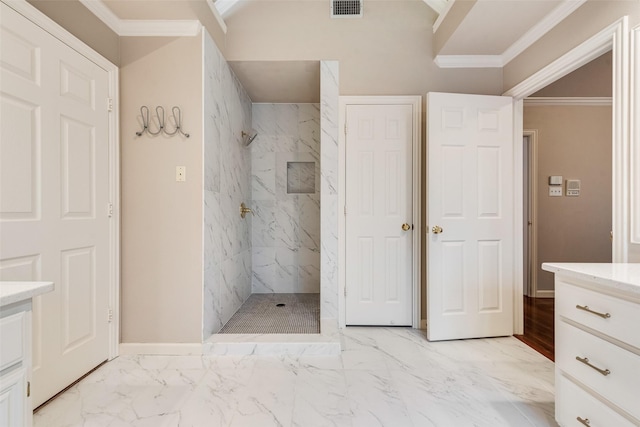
514;296;555;361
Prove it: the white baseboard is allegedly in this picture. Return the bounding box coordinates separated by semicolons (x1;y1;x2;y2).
119;343;203;355
535;290;555;298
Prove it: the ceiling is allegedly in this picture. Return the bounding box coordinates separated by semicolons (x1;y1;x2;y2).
438;1;562;55
434;0;586;67
86;0;588;100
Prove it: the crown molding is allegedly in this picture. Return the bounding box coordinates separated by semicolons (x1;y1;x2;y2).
432;0;454;34
80;0;202;37
423;0;448;15
119;20;201;37
503;17;623;99
434;0;586;69
79;0;121;33
434;55;503;68
206;0;227;34
524;97;612;106
502;0;587;65
214;0;238;17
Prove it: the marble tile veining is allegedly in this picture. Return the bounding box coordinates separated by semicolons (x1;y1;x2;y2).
35;328;557;427
251;103;321;295
203;30;252;338
320;61;339;321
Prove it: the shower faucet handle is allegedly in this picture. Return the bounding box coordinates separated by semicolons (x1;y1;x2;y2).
240;202;253;219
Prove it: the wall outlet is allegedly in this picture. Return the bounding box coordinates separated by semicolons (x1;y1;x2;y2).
549;186;562;197
176;166;186;182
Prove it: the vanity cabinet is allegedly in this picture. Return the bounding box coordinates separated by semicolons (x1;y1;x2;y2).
0;301;31;427
0;282;54;427
542;263;640;427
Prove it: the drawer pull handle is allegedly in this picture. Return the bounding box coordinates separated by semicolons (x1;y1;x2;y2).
576;304;611;319
576;356;611;376
577;417;590;426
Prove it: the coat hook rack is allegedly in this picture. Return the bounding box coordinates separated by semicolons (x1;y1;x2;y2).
135;105;190;138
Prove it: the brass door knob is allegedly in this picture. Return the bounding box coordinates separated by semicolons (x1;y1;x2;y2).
402;223;411;231
432;225;443;234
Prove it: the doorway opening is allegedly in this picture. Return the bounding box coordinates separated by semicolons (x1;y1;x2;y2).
514;52;614;361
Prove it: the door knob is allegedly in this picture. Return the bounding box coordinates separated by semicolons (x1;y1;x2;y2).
432;225;443;234
402;223;411;231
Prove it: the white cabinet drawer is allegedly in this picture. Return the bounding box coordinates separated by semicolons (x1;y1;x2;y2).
556;373;637;427
0;312;25;371
556;320;640;419
556;281;640;349
0;367;27;427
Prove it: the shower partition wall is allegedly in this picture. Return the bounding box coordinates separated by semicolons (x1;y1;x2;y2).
251;103;321;294
203;31;253;339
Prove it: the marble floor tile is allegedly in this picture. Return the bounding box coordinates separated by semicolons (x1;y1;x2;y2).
34;328;557;427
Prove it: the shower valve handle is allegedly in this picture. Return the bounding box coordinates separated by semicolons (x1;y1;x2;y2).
240;203;253;219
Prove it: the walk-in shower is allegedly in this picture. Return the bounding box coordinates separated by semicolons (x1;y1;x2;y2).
220;103;322;334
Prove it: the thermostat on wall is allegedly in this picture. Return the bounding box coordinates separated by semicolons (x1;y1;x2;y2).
566;179;580;196
549;175;563;185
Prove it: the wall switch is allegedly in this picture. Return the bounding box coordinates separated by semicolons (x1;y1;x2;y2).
549;186;562;197
176;166;186;182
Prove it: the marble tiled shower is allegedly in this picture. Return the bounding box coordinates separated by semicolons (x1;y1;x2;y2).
203;35;335;338
218;104;322;334
251;103;321;295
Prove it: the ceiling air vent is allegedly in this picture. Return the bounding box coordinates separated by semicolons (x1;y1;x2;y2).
331;0;362;18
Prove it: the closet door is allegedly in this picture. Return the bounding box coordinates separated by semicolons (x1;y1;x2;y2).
0;3;111;406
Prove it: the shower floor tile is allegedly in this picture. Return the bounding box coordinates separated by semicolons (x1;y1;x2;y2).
219;293;319;334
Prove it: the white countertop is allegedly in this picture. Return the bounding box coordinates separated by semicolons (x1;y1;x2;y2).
0;281;54;307
542;263;640;297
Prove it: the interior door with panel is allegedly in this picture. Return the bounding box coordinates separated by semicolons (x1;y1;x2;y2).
427;92;514;341
0;4;110;406
345;103;414;326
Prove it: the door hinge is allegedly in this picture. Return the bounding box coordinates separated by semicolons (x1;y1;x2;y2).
107;97;113;112
344;122;347;135
107;203;113;218
27;381;30;397
108;308;113;323
344;205;347;216
344;287;347;297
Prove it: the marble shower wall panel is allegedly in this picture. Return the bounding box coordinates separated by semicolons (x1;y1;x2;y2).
320;61;339;321
203;31;253;338
251;103;321;294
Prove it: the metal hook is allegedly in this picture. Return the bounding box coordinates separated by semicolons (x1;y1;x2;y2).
135;106;150;136
134;105;190;138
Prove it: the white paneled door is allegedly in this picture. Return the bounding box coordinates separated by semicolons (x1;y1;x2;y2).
345;104;414;326
0;4;110;406
427;92;514;341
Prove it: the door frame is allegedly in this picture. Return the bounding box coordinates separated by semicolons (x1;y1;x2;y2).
504;17;628;334
523;130;539;298
338;96;422;329
4;0;121;359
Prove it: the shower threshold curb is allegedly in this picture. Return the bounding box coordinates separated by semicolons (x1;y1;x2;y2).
203;320;341;356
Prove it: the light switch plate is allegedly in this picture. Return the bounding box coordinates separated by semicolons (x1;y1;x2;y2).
176;166;186;182
549;186;562;197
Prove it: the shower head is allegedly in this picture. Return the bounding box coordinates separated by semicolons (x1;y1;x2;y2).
241;130;258;146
